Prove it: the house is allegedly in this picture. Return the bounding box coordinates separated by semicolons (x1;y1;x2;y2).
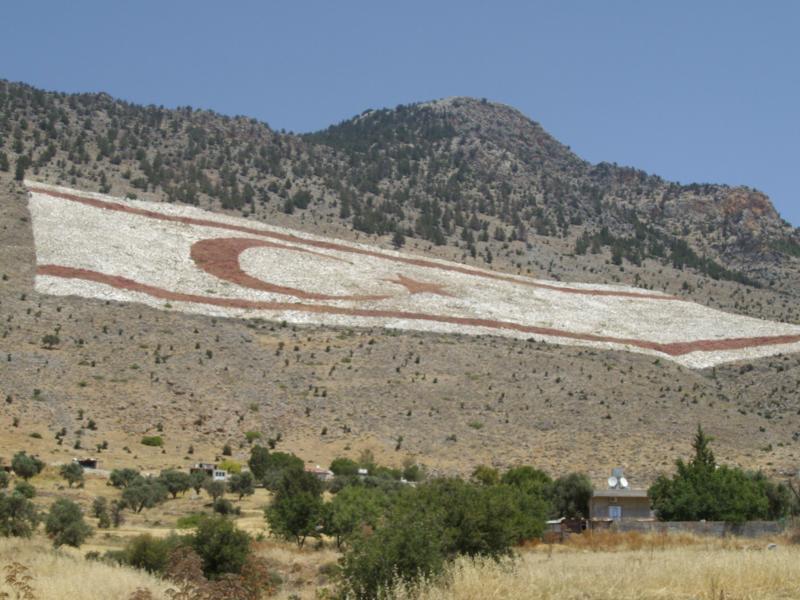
545;517;589;541
190;463;228;481
589;488;653;521
73;457;100;469
305;465;334;482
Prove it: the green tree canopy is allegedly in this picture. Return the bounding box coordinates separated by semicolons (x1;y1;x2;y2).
59;462;85;488
109;468;140;488
122;477;168;513
203;479;226;501
649;426;785;523
329;457;360;477
191;515;251;578
265;467;324;547
0;492;39;538
325;485;388;548
158;469;191;499
247;445;270;480
45;498;92;548
550;473;594;519
227;472;255;501
11;452;45;481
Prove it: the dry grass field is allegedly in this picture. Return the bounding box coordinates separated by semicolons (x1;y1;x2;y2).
0;537;169;600
3;530;799;600
388;532;800;600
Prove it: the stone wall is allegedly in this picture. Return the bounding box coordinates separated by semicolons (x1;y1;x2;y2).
611;520;785;538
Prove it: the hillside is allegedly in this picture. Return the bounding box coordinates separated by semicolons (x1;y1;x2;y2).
1;80;799;484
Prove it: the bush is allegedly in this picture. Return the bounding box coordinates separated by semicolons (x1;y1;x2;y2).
338;477;548;597
213;498;238;515
0;491;39;537
191;515;251;578
340;489;445;598
176;513;206;529
45;498;92;548
140;436;164;447
11;452;44;480
121;533;184;574
13;481;36;499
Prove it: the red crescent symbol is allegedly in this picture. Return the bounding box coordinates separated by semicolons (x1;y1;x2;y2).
190;237;392;301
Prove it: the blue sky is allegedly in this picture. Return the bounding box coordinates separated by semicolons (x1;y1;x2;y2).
2;1;798;225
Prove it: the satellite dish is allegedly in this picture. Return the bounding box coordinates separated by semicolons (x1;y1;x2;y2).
619;477;629;489
607;476;618;489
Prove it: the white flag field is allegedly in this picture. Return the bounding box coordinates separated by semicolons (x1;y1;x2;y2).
27;181;800;369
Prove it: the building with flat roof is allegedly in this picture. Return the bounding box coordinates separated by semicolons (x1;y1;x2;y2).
590;488;653;521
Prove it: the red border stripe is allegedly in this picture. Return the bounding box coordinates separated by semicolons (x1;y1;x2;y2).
36;264;800;357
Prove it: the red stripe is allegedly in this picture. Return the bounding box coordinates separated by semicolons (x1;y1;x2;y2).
36;264;800;357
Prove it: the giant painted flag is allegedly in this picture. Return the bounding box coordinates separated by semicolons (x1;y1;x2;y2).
27;182;800;369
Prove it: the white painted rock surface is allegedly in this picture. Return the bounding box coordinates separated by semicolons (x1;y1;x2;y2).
27;181;800;368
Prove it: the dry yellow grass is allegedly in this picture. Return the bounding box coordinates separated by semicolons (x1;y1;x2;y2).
391;539;800;600
0;537;169;600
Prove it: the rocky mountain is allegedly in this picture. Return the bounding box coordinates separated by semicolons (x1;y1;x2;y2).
1;79;799;481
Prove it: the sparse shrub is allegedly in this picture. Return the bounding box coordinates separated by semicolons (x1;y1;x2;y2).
140;435;163;447
212;498;238;515
120;533;184;574
41;333;60;349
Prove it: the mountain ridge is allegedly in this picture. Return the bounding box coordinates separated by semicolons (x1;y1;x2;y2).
1;79;799;481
